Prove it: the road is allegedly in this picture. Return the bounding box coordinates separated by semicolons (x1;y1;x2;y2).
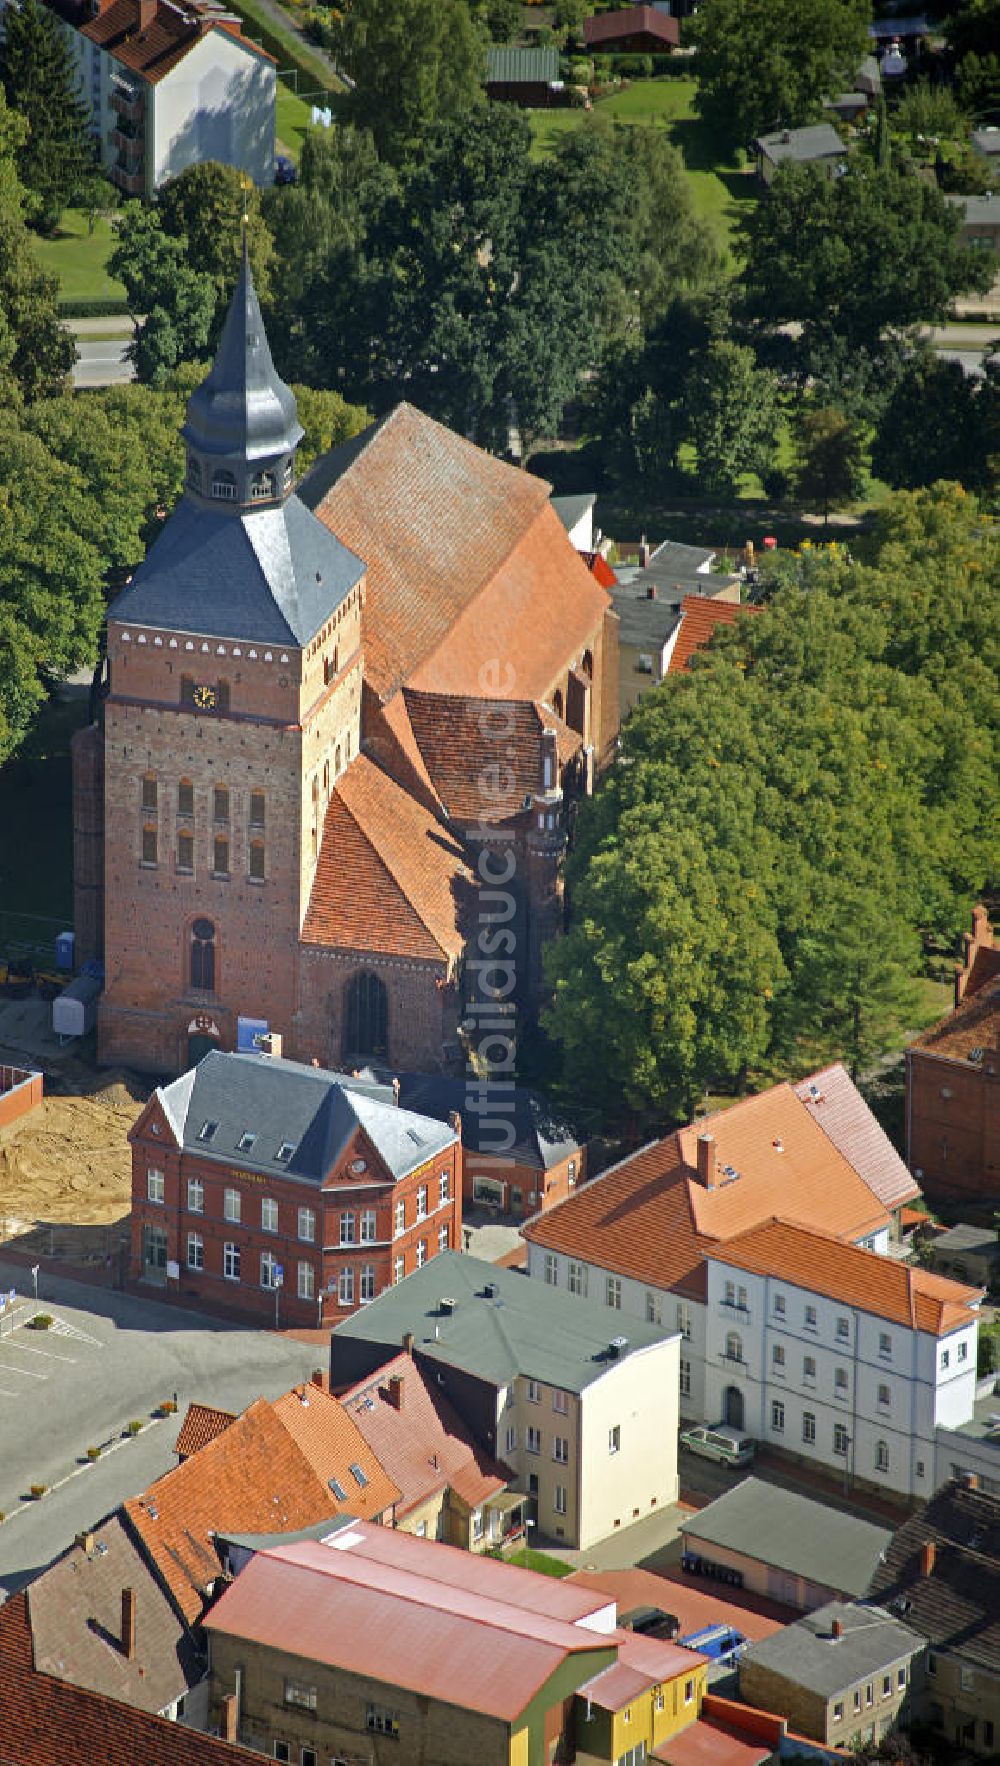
924;321;999;380
0;1263;324;1596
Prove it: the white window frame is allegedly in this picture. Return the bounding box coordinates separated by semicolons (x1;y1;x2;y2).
297;1261;315;1301
186;1232;204;1270
223;1241;240;1282
298;1206;316;1242
147;1168;164;1204
261;1196;278;1234
187;1177;204;1214
224;1188;241;1224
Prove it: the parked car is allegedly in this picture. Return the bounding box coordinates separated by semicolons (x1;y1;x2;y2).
274;155;298;185
679;1423;755;1467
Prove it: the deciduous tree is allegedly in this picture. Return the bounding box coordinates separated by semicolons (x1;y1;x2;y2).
693;0;870;150
334;0;486;167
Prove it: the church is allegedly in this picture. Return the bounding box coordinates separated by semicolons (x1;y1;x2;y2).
72;251;619;1077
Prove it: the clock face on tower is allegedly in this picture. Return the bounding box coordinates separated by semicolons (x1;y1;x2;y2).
192;684;217;712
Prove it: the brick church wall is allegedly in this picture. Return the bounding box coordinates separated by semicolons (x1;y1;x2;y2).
296;946;462;1075
71;721;105;965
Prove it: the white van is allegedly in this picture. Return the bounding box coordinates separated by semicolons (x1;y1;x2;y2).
679;1423;755;1467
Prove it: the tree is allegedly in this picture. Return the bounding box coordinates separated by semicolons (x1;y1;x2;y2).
157;161;276;316
871;349;990;492
0;0;96;231
467;0;521;41
742;161;995;350
108;203;216;386
682;339;779;496
291;385;372;471
0;92;75;402
333;0;486;167
794;405;865;521
693;0;870;150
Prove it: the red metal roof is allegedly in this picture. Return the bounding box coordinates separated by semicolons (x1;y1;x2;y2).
653;1715;773;1766
203;1533;614;1722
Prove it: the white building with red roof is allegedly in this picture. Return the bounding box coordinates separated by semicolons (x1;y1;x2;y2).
704;1218;981;1498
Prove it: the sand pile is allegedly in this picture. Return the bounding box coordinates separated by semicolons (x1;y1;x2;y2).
0;1071;148;1228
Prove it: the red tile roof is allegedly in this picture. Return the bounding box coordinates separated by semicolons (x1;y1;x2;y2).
524;1083;891;1300
271;1383;402;1511
125;1395;398;1626
402;689;581;824
305;405;610;706
174;1401;236;1460
302;754;474;962
667;595;759;675
79;0;272;83
712;1217;982;1334
964;943;1000;998
203;1534;615;1722
581;1630;707;1712
0;1591;260;1766
910;981;1000;1066
793;1062;921;1213
584;6;680;47
341;1351;510;1520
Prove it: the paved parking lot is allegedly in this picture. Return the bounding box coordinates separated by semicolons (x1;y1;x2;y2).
0;1261;325;1596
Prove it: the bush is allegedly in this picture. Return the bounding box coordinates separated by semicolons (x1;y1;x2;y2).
978;1323;1000;1378
762;467;790;502
30;1484;47;1499
125;1419;143;1435
158;1399;178;1415
58;297;130;319
86;1445;101;1461
30;1314;53;1331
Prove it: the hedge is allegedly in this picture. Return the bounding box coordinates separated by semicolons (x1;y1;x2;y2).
59;297;131;319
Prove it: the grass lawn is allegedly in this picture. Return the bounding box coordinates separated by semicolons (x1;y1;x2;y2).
0;693;90;950
506;1547;574;1578
276;79;326;160
33;209;125;306
530;77;757;263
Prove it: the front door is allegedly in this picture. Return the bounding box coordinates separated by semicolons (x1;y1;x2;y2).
142;1223;168;1284
723;1385;744;1430
187;1033;217;1067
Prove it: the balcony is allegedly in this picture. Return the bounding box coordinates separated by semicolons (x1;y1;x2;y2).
110;81;143;119
111;162;145;197
110;126;143;160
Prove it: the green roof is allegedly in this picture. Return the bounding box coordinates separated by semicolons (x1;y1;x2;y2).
682;1478;891;1598
486;46;559;85
330;1252;673;1394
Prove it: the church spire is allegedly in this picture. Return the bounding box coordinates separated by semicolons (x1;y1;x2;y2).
181;241;304;510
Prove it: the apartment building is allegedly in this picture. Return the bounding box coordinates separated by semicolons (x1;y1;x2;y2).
129;1049;461;1327
739;1601;923;1750
704;1219;981;1499
330;1251;680;1550
524;1075;901;1424
44;0;275;196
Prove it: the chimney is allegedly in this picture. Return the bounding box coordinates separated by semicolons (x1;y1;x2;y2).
221;1693;238;1743
138;0;156;27
639;535;651;567
644;583;658;600
402;1330;414;1356
76;1531;95;1558
831;1618;844;1640
963;1471;979;1491
696;1133;717;1189
121;1587;136;1660
388;1373;405;1410
392;1077;400;1105
311;1368;324;1388
920;1541;936;1577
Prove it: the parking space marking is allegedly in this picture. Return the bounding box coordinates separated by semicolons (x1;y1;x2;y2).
4;1342;76;1363
0;1386;22;1397
48;1317;103;1346
0;1359;47;1380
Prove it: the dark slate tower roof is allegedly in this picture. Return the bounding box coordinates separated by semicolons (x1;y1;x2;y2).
181;239;304;464
108;246;366;647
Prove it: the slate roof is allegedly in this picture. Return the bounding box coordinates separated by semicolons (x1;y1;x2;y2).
124;1394;398;1625
486;45;559;83
0;1590;261;1766
202;1533;616;1723
933;1222;1000;1260
584;6;680;47
340;1351;511;1519
148;1048;458;1185
972;128;1000;157
739;1600;923;1698
667;594;759;675
682;1480;892;1599
302;754;474;962
794;1062;921;1214
523;1082;890;1303
182;243;303;465
551;493;596;535
758;124;847;165
910;981;1000;1066
26;1513;202;1714
648;541;716;576
330;1250;674;1394
613;593;683;651
867;1480;1000;1672
401;690;581;825
76;0;272;83
396;1074;583;1169
711;1218;981;1335
106;492;365;647
299;404;610;705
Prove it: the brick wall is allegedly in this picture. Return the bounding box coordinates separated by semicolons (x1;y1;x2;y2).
297;946;461;1074
907;1048;1000;1203
71;721;105;965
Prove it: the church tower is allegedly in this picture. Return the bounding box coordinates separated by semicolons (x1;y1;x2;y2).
98;247;367;1073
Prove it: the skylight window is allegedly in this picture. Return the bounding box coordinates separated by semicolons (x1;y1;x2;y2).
406;1128;425;1145
350;1463;369;1489
197;1121;219;1143
276;1141;295;1163
328;1477;347;1501
237;1131;257;1153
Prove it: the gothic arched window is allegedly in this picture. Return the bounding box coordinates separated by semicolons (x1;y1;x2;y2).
190;918;216;992
344;970;388;1060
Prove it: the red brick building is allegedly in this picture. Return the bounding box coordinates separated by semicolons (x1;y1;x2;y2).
396;1073;586;1221
906;906;1000;1204
130;1049;462;1325
73;251;618;1079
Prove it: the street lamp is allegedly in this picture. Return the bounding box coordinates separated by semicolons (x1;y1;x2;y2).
843;1433;853;1500
273;1265;283;1331
31;1265;39;1302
